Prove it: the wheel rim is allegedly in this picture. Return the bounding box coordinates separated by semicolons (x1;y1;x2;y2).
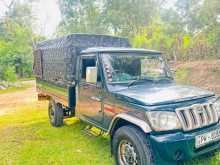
49;102;55;122
118;140;139;165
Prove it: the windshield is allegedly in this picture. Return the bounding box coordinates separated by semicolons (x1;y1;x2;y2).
101;53;172;84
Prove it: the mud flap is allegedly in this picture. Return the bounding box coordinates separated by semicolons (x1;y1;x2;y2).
38;93;50;101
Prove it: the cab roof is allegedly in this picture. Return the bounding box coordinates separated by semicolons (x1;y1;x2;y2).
80;47;161;54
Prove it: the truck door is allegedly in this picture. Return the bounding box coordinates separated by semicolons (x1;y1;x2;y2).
77;54;103;124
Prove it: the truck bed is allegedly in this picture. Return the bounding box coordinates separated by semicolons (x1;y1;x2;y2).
34;34;130;108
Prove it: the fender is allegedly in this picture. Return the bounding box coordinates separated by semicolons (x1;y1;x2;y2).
108;113;152;134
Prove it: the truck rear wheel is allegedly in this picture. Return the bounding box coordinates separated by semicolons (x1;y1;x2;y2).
48;99;64;127
112;125;154;165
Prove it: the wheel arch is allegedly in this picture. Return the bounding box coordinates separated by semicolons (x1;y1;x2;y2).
108;113;152;136
108;114;152;155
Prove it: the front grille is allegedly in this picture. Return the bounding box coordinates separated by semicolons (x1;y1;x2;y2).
176;103;219;131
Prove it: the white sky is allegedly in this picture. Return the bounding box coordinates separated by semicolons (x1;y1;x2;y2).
0;0;61;38
0;0;177;38
32;0;61;37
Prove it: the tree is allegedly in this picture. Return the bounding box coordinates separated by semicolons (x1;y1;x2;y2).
56;0;220;60
0;1;35;80
57;0;160;37
102;0;158;37
57;0;108;35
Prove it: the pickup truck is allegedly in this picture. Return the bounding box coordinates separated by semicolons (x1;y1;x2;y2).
34;34;220;165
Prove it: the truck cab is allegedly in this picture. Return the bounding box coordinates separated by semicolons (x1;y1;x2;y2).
77;47;173;130
75;47;220;164
35;34;220;165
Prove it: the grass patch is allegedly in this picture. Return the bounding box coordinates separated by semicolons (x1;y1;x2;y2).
0;104;114;165
211;68;220;76
0;85;30;94
18;77;35;81
175;67;191;84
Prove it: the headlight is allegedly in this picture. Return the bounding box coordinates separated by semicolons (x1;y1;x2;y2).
213;98;220;118
146;111;182;131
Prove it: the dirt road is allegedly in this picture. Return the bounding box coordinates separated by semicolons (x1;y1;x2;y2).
0;80;37;116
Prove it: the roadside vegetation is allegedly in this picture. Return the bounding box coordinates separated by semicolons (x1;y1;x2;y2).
0;80;32;94
0;85;27;94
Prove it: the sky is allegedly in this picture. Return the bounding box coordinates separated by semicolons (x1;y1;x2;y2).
0;0;61;37
0;0;177;38
31;0;61;37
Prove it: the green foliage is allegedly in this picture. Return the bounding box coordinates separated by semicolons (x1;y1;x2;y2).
0;0;219;83
57;0;159;37
57;0;108;35
1;66;17;82
103;0;158;37
0;1;35;81
57;0;220;60
183;35;190;48
175;68;191;84
132;34;148;48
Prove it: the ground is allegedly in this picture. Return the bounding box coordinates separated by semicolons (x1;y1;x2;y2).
0;60;220;165
0;81;114;165
174;59;220;94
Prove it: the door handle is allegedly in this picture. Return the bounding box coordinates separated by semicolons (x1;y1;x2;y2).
90;96;101;102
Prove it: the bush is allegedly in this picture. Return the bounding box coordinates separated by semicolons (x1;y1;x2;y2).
1;66;17;82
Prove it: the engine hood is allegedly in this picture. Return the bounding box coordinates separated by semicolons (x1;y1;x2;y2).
113;82;214;106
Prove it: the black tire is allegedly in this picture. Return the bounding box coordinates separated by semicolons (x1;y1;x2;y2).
48;99;64;127
112;125;155;165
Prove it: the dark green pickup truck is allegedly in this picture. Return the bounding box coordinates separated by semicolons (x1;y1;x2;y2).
34;34;220;165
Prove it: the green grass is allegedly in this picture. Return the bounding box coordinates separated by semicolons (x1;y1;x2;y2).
0;85;30;94
0;104;114;165
17;77;35;81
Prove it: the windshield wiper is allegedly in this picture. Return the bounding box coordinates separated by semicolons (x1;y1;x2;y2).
157;76;173;81
127;77;153;88
127;79;139;88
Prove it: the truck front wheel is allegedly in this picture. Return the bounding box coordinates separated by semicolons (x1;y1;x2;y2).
48;99;64;127
112;125;154;165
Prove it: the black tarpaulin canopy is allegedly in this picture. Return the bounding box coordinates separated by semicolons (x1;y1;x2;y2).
33;34;130;87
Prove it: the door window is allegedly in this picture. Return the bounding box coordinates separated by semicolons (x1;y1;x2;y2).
80;55;101;85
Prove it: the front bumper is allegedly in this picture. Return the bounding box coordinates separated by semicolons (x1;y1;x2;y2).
149;122;220;163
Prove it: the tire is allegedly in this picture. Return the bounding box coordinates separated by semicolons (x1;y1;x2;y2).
48;99;64;127
112;125;155;165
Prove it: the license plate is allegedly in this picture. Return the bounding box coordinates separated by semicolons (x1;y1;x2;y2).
195;128;220;148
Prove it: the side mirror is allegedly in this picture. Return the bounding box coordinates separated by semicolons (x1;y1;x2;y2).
86;67;97;83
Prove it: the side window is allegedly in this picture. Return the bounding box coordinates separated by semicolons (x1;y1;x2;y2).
80;55;101;84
